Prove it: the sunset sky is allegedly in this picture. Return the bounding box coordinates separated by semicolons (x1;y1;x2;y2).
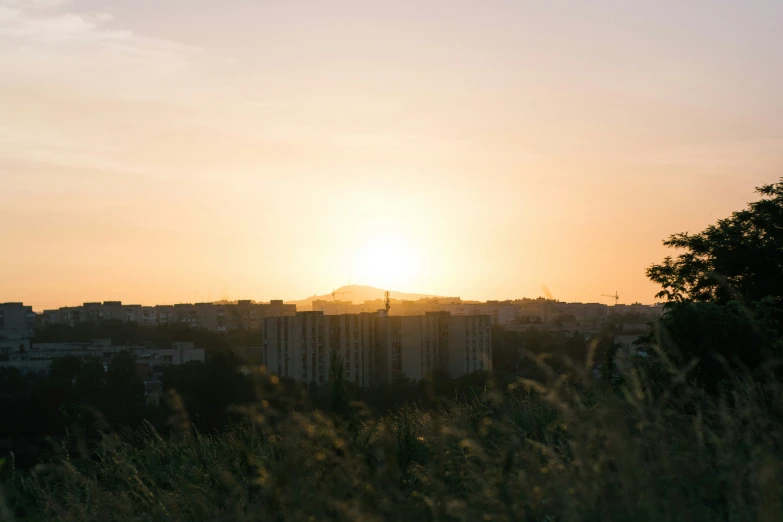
2;0;782;311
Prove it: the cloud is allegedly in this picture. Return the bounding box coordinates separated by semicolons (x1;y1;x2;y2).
0;1;199;51
0;0;209;102
0;0;230;178
1;0;70;7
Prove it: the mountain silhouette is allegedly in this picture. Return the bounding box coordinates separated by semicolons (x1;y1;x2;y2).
287;285;445;311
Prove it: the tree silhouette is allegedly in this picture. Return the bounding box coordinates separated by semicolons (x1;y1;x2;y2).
647;179;783;305
105;351;145;426
644;179;783;392
328;351;349;416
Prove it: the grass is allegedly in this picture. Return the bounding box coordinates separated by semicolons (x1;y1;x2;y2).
2;357;783;522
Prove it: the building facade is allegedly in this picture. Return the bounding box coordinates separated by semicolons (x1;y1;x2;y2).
263;311;492;387
41;300;296;331
0;303;36;339
439;302;519;326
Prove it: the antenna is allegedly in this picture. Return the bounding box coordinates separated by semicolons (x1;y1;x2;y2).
385;290;390;313
601;291;620;306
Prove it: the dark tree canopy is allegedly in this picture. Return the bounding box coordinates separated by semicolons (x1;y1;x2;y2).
647;179;783;305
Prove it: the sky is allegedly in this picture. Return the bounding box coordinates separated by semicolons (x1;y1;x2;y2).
1;0;782;311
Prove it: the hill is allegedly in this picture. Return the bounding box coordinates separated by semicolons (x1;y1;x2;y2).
286;285;444;311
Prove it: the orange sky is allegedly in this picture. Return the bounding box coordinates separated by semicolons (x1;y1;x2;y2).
1;0;782;311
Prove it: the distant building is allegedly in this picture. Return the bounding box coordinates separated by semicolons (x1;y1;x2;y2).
1;340;204;369
552;302;610;325
40;300;296;332
0;303;36;339
611;303;665;318
439;302;519;326
263;311;492;387
0;340;205;405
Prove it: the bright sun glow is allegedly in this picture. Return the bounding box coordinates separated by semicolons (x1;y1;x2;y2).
351;235;419;291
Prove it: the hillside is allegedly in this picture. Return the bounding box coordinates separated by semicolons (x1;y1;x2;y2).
286;285;444;311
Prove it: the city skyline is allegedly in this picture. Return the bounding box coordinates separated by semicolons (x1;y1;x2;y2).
11;283;659;314
3;0;782;311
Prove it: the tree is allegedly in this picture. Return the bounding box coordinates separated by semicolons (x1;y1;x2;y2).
105;351;145;426
490;326;524;374
328;351;349;416
644;179;783;392
73;358;106;403
162;350;253;433
647;179;783;305
639;299;782;394
49;356;83;383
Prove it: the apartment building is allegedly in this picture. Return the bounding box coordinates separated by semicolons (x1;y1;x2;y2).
611;303;666;318
263;311;492;387
439;302;519;326
517;298;558;323
41;300;296;331
263;312;378;387
0;303;36;339
552;302;610;324
376;312;493;382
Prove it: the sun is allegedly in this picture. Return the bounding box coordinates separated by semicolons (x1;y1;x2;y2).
351;235;418;291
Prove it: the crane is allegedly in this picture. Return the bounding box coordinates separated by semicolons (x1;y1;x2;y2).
602;292;620;306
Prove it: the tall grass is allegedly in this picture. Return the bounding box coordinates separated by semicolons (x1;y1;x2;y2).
2;356;783;522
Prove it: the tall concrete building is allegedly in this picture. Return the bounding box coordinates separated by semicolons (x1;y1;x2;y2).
263;312;378;386
263;311;492;387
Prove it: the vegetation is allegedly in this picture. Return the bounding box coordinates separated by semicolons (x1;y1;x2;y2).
2;360;782;521
641;179;783;394
32;321;261;352
647;179;783;305
1;178;782;520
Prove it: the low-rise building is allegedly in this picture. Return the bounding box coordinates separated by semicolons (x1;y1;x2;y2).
0;340;205;397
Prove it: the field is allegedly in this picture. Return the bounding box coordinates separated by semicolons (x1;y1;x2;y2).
3;355;782;522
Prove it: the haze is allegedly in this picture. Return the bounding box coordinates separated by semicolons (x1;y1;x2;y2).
2;0;782;311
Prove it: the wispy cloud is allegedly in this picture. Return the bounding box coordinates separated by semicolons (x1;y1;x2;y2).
0;0;196;50
0;0;213;104
0;0;227;178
